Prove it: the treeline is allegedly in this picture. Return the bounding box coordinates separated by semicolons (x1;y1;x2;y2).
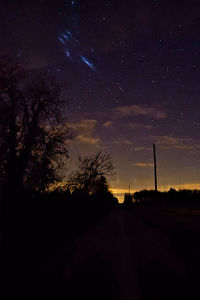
133;188;200;207
0;56;117;208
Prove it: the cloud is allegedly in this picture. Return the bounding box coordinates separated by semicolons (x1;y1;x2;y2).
153;136;194;150
112;139;133;145
132;146;152;152
133;162;154;168
68;119;103;148
129;122;152;130
103;121;113;128
68;119;97;133
114;104;166;119
75;134;101;146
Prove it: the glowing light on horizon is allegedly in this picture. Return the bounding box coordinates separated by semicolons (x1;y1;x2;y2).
111;182;200;203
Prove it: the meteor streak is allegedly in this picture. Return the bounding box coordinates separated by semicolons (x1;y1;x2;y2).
58;37;65;44
79;55;95;71
58;29;96;71
118;86;125;92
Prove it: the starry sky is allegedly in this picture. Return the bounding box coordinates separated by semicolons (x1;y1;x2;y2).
1;0;200;201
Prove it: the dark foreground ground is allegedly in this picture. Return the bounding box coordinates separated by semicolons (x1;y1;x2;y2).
3;198;200;299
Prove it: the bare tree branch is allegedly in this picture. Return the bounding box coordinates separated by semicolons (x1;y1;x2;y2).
67;151;115;194
0;56;71;192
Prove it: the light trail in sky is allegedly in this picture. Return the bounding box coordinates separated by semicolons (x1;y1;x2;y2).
79;55;95;70
58;29;97;71
57;0;125;90
58;29;126;93
58;37;65;44
58;29;126;92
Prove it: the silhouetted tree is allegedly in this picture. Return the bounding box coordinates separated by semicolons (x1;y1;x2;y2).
91;175;118;204
90;175;108;195
0;56;70;193
67;152;115;195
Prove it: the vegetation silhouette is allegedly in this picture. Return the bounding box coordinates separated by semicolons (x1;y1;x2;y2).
66;151;117;204
132;188;200;207
0;56;70;197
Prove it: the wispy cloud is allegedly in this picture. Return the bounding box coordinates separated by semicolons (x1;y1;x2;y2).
114;104;166;119
153;136;194;150
68;119;97;133
75;134;101;146
68;119;102;148
103;121;113;128
112;139;133;145
130;122;152;130
133;162;154;168
132;146;152;152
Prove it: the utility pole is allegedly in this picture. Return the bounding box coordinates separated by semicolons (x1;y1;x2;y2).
153;143;158;192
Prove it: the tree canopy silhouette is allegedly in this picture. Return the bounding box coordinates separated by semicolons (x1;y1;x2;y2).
0;57;70;193
67;151;115;195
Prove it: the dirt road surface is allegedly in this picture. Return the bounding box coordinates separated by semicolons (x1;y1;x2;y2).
47;207;187;299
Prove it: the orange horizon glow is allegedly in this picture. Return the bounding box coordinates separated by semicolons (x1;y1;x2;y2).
111;182;200;203
49;180;200;203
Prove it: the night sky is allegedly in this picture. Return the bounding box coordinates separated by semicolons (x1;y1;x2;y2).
1;0;200;201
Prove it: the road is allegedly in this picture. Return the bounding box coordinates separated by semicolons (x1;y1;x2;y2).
48;207;186;299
